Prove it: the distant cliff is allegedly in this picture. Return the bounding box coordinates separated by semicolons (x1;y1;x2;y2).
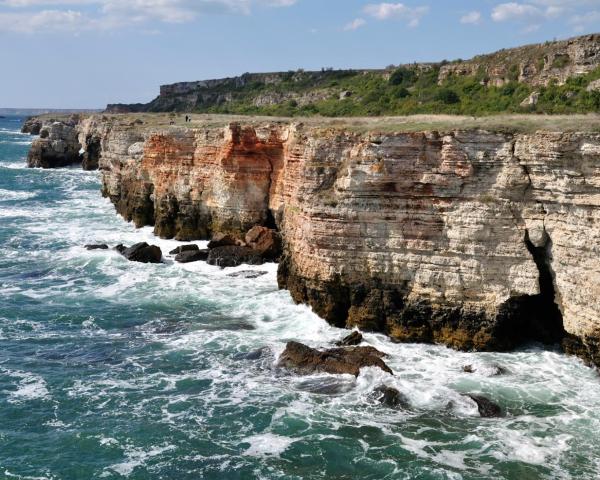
107;34;600;117
24;113;600;368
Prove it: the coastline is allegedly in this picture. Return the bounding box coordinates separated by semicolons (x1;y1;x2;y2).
22;112;600;368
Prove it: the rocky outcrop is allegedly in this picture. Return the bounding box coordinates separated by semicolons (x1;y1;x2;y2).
27;114;600;367
278;341;393;376
27;120;82;168
21;117;43;135
439;34;600;87
118;242;163;263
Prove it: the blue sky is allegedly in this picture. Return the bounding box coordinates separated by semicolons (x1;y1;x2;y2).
0;0;598;108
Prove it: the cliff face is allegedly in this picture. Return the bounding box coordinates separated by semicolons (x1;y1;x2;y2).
28;115;600;366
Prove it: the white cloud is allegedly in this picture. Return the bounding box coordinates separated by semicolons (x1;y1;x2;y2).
460;11;481;24
363;2;429;27
491;3;541;22
0;8;89;33
0;0;298;32
343;17;366;31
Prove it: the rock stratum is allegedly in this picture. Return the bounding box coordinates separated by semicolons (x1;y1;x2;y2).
25;113;600;367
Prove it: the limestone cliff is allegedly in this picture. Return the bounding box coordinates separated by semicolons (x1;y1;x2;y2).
26;114;600;367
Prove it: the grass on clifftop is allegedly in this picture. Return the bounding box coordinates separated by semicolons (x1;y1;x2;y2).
194;65;600;117
62;113;600;135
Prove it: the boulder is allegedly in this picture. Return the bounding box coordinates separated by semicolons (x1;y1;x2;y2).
336;331;363;346
278;341;393;377
466;394;503;418
84;244;109;251
175;249;209;264
207;246;264;268
169;244;199;255
114;244;127;254
120;242;162;264
207;233;240;249
373;386;408;408
244;226;282;261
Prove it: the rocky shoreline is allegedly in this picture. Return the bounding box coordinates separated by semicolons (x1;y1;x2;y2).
23;114;600;368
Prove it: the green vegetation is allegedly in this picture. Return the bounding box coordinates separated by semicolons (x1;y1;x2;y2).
190;65;600;117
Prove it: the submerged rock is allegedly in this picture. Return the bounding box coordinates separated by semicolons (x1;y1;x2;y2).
119;242;163;264
207;246;264;268
175;249;209;263
294;376;356;395
227;270;268;279
84;244;109;251
466;394;503;418
278;341;393;377
169;244;199;255
336;331;363;346
234;346;272;361
372;385;408;408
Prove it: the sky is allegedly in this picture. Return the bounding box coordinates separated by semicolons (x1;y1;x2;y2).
0;0;598;109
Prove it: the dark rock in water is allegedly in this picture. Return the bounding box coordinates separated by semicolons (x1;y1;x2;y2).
114;244;127;254
234;346;272;361
175;249;209;264
462;364;507;376
336;331;363;346
490;364;508;376
373;385;408;408
207;246;264;268
244;226;282;261
278;341;393;377
85;244;109;251
207;233;240;249
169;244;199;255
466;394;503;418
295;376;356;395
227;270;268;279
120;242;163;263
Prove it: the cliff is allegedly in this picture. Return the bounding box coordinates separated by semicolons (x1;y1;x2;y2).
26;113;600;367
105;34;600;117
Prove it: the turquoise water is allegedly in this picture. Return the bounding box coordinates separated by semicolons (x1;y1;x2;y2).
1;116;600;480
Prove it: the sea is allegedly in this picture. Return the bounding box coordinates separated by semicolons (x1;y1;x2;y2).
1;116;599;480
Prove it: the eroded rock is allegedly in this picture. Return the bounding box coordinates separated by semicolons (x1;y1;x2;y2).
208;233;240;249
175;249;209;263
336;331;363;346
120;242;163;263
207;246;264;268
244;226;282;261
84;244;109;251
466;394;503;418
169;244;200;255
278;341;393;377
372;386;408;408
